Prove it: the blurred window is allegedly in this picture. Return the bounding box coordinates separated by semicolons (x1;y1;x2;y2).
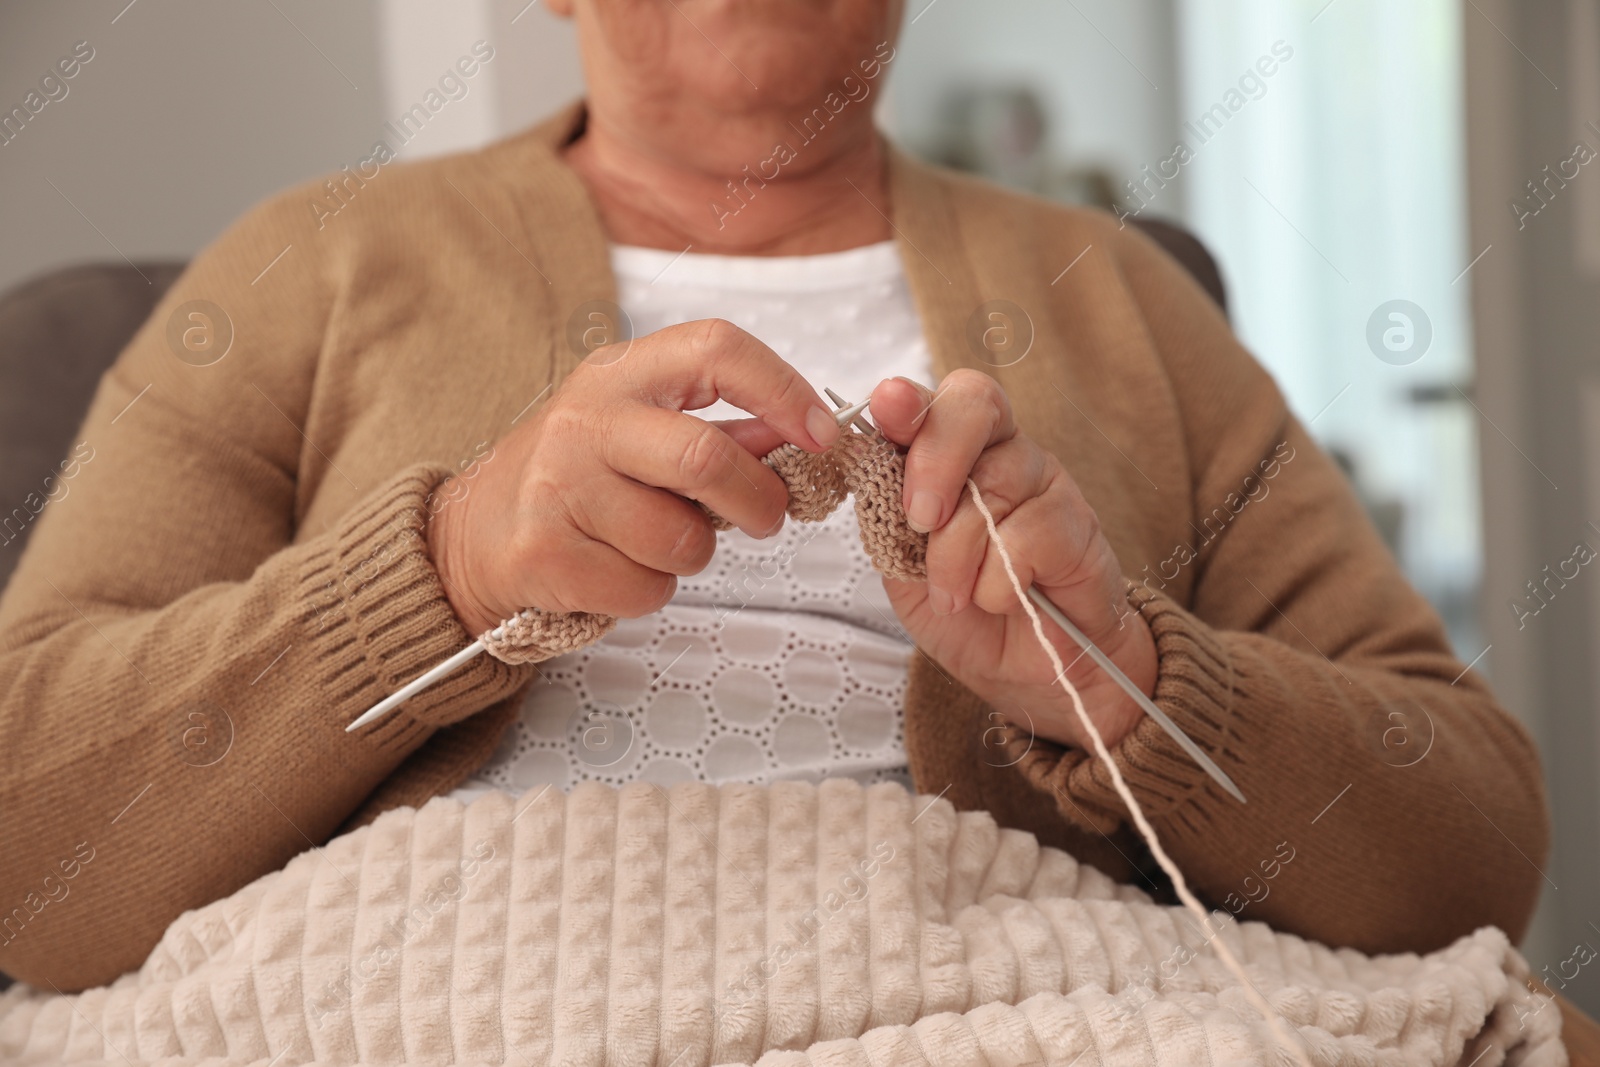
1175;0;1481;652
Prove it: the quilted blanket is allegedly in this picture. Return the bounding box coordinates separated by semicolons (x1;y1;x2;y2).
0;781;1564;1066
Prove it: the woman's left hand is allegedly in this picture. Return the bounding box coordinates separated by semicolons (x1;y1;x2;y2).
869;371;1157;754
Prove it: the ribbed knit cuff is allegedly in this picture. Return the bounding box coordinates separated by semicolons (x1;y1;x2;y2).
298;464;533;751
1011;581;1242;833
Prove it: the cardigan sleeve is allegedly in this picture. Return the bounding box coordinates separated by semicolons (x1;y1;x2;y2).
1009;220;1551;956
0;185;531;991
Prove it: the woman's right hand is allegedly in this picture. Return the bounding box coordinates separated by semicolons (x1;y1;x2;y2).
426;319;842;635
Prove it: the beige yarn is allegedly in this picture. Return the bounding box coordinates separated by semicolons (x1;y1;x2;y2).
480;607;617;664
707;430;928;581
482;430;927;664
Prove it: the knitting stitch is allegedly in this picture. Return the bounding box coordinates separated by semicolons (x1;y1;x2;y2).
481;429;927;664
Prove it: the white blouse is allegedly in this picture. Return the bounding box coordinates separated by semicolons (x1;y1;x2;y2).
453;240;937;799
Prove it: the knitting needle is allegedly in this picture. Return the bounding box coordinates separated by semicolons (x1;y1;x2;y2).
1024;588;1247;804
347;641;487;731
825;387;876;436
827;387;1247;805
347;396;874;733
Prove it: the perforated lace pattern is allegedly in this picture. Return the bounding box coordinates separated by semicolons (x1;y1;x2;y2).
464;498;918;793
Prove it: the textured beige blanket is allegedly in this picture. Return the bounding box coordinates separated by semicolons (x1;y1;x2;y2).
0;781;1564;1066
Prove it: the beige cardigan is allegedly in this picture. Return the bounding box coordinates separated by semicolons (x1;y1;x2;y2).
0;105;1549;991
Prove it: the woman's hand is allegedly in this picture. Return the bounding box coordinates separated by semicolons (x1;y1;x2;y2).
427;320;840;636
870;372;1157;752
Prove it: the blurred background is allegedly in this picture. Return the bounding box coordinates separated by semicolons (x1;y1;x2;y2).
0;0;1592;1010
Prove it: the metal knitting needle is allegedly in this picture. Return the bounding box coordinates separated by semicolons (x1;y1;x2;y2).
347;640;487;732
828;387;1246;805
825;387;877;436
347;397;874;733
1025;589;1246;804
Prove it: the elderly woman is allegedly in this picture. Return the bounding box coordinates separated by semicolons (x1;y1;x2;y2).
0;0;1546;992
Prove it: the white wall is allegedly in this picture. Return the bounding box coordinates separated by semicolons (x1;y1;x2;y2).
0;0;589;296
378;0;499;160
882;0;1180;209
486;0;585;136
0;1;385;293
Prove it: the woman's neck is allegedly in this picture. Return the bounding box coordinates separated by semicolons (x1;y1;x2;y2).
562;105;894;256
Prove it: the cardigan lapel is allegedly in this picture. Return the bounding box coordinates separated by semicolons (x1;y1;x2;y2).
883;143;983;384
888;146;1174;564
489;101;621;393
886;147;1053;818
888;146;1091;473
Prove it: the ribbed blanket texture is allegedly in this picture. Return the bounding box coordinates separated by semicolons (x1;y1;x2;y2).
0;781;1563;1066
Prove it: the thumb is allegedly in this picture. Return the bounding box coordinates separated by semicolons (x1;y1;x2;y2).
868;376;936;447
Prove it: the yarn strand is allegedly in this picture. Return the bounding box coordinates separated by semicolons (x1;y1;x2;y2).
964;478;1315;1067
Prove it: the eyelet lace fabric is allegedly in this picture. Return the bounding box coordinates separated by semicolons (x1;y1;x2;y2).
460;502;916;795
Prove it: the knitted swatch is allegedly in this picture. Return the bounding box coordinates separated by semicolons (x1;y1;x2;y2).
481;430;927;665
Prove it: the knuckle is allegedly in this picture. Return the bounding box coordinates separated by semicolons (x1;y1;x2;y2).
690;317;745;358
949;369;1008;422
543;401;592;445
1030;442;1057;484
1071;509;1106;569
623;573;677;617
512;476;557;539
946;367;994;400
677;422;729;489
968;446;1006;485
666;516;716;573
1044;460;1085;512
769;370;808;416
1080;505;1105;545
971;438;1032;489
970;479;1022;523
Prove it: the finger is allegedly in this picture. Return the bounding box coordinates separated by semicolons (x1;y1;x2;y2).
879;369;1016;534
923;440;1048;614
714;416;786;458
616;319;841;452
603;405;790;537
967;485;1128;646
972;531;1127;648
570;478;718;577
869;375;937;446
529;535;679;618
